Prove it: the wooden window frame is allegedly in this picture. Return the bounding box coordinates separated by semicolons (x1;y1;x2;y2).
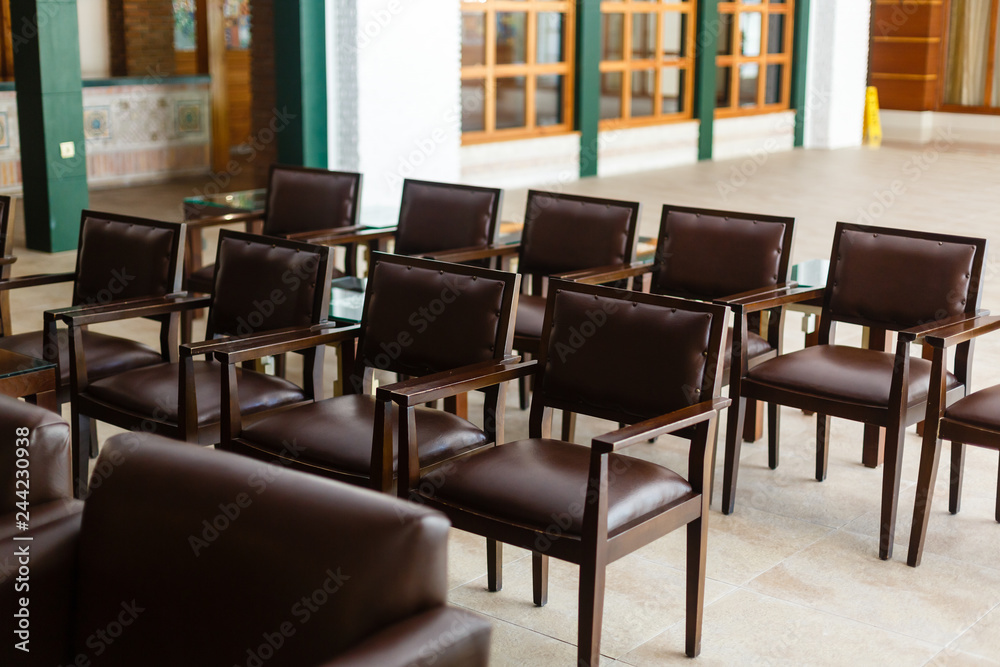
460;0;576;145
598;0;697;129
939;0;1000;115
715;0;794;118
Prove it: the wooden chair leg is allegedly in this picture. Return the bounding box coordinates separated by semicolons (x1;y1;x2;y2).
577;553;607;667
487;539;502;592
816;414;831;482
995;451;1000;523
88;419;99;458
907;433;943;567
561;411;576;443
862;424;886;468
532;551;548;606
767;402;780;470
721;396;746;515
742;399;764;442
878;421;908;560
71;410;91;499
950;441;965;514
518;376;529;410
273;353;287;378
180;309;194;345
685;516;707;657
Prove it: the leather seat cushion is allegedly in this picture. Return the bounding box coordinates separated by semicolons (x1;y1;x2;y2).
426;439;692;537
242;394;488;475
0;330;162;385
85;360;305;425
186;264;215;293
514;294;547;341
747;345;960;408
724;327;772;368
944;384;1000;433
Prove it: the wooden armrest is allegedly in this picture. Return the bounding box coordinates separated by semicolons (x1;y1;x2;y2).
377;357;534;406
184;210;264;230
716;282;799;305
426;243;520;264
917;312;999;348
0;272;75;291
54;294;210;326
591;398;730;454
298;226;397;246
721;285;824;312
0;255;16;266
552;262;655;285
209;323;361;365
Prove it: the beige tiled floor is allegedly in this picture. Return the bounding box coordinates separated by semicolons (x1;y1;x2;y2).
8;144;1000;665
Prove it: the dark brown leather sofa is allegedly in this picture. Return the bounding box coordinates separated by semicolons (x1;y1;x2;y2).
0;432;491;666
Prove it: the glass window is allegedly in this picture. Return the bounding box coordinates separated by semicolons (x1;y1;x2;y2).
173;0;196;52
716;0;793;115
599;1;695;128
460;1;574;142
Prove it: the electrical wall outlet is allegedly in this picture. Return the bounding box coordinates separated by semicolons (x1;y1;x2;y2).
59;142;75;159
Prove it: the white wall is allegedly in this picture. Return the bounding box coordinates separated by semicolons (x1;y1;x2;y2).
804;0;871;149
78;0;111;79
350;0;462;211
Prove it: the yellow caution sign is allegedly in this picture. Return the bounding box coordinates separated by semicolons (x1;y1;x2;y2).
863;86;882;147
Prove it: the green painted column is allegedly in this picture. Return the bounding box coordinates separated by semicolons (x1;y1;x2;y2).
274;0;328;168
791;0;811;147
576;0;601;178
11;0;89;252
694;0;719;161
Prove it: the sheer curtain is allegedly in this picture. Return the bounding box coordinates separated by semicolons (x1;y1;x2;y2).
945;0;991;106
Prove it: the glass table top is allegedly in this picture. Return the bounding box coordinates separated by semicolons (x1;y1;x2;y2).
0;348;56;380
184;188;267;212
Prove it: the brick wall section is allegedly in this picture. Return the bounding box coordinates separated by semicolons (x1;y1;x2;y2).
107;0;176;77
249;0;276;186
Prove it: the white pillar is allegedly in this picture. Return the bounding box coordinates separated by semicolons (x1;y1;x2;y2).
804;0;872;149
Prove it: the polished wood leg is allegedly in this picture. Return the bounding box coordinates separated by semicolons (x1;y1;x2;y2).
879;420;908;560
487;539;502;592
532;551;548;607
816;414;831;482
862;424;886;468
685;517;707;657
907;432;943;567
577;553;606;667
561;410;576;442
742;399;764;442
722;395;746;515
950;441;966;514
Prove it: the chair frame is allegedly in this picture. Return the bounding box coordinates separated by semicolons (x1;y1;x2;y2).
908;314;1000;567
60;229;332;496
216;251;520;492
723;222;987;560
386;279;730;666
562;204;796;446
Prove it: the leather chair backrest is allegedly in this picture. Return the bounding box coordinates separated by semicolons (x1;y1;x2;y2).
536;281;726;424
653;206;793;300
518;191;639;277
73;434;451;666
208;230;332;338
393;179;501;257
826;224;986;331
0;396;71;514
73;213;183;306
357;253;517;378
264;165;362;235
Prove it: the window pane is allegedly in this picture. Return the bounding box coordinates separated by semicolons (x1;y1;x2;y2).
497;13;527;65
462;79;486;133
537;75;564;126
600;71;623;120
631;70;655;118
462;12;486;67
741;12;762;57
739;63;759;107
537;13;564;64
765;63;783;104
716;13;733;56
632;12;656;60
716;66;731;107
602;13;625;61
173;0;196;51
945;0;990;106
767;13;785;55
660;67;685;114
496;77;527;129
662;12;686;59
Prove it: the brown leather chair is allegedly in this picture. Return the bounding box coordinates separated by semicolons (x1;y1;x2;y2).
722;222;987;561
0;395;82;540
217;251;519;492
387;279;730;666
0;433;491;666
59;230;333;496
0;211;185;405
907;314;1000;567
186;164;362;295
564;204;795;447
298;178;503;267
